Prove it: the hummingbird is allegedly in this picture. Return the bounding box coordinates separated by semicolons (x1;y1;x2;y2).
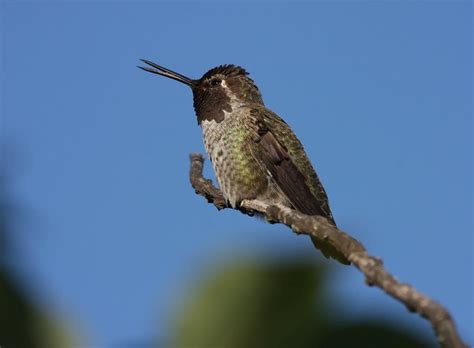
138;59;348;265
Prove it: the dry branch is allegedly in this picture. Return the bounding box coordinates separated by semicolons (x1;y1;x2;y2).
189;153;467;348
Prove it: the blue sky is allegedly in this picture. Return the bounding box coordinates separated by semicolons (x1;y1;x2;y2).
2;2;472;347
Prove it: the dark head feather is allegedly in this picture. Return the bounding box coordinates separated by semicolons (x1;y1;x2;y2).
201;65;248;80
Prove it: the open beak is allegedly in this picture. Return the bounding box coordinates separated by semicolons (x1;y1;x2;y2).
138;59;196;87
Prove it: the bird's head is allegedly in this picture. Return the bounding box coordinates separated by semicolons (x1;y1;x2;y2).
138;59;263;124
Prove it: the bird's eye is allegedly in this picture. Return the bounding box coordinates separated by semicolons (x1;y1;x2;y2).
210;78;221;87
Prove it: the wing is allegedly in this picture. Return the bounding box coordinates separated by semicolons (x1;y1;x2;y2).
248;107;350;265
248;107;335;223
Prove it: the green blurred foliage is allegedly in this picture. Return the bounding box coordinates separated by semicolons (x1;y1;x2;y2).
0;271;78;348
169;257;436;348
0;178;78;348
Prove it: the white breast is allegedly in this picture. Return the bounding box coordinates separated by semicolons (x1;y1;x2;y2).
200;118;236;206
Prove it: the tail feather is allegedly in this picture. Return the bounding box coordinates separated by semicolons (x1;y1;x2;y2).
310;236;350;265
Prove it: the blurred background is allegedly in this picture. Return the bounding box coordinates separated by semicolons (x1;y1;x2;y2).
1;2;472;348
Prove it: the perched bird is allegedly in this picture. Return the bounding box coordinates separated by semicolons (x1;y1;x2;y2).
139;59;348;264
